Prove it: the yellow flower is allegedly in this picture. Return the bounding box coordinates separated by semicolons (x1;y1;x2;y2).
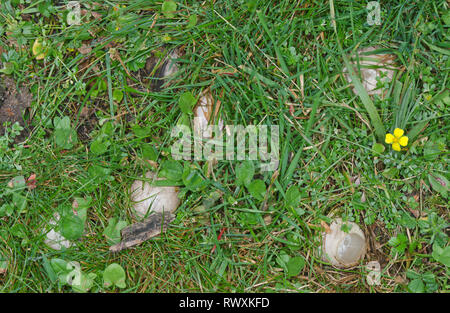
385;128;408;151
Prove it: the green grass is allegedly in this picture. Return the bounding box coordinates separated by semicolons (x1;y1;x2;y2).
0;0;449;293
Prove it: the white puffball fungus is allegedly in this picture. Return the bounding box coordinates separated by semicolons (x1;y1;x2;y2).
343;46;396;96
130;171;180;219
321;218;366;268
44;213;73;250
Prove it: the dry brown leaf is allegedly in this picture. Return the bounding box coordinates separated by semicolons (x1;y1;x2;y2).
321;220;331;234
78;44;92;55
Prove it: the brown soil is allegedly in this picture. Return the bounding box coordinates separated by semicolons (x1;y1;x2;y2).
0;77;32;142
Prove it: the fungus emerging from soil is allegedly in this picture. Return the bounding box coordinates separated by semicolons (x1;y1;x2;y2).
321;218;366;268
129;171;180;219
146;49;180;91
343;46;396;96
193;91;224;139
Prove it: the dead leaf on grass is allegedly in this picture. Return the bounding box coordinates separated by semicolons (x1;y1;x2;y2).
0;77;32;141
109;212;174;252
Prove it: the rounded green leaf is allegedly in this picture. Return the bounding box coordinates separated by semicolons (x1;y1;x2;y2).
179;91;196;114
161;1;177;18
285;185;301;208
187;14;198;28
113;89;123;103
372;143;385;155
103;263;126;289
182;165;206;191
236;161;255;187
408;278;424;293
103;218;128;245
248;179;266;201
287;256;305;278
160;160;184;181
60;214;84;240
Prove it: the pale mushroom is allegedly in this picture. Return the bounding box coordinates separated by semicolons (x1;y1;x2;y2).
343;46;397;96
321;218;366;268
147;48;181;91
161;50;180;78
130;171;180;219
193;91;224;139
44;213;73;250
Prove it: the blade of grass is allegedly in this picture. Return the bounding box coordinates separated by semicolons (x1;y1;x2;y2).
105;51;114;117
283;96;321;187
330;0;386;142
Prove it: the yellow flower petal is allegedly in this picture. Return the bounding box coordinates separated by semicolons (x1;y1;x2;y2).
392;143;401;151
393;128;404;138
385;133;394;144
398;136;408;146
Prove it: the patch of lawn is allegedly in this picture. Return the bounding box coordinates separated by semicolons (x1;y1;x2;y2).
0;0;448;293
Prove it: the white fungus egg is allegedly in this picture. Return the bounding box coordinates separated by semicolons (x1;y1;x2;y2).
321;218;366;268
44;213;73;250
343;46;396;96
130;171;180;219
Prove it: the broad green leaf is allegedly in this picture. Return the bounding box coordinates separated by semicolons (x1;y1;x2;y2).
424;141;442;160
103;218;128;245
408;278;424;293
285;185;301;207
50;258;72;284
54;128;77;149
238;212;259;226
113;89;123;102
72;272;96;293
90;137;110;155
372;143;385;155
179;91;196;114
248;179;266;201
287;256;305;278
12;193;27;213
160;160;183;181
141;145;158;161
187;14;198;28
182;164;206;191
131;124;152;138
432;243;450;267
7;176;26;191
161;1;177;18
236;161;254;187
60;214;84;240
276;251;290;269
0;204;14;217
11;224;27;238
103;263;126;289
88;165;113;185
428;174;448;198
41;255;57;283
382;167;399;179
